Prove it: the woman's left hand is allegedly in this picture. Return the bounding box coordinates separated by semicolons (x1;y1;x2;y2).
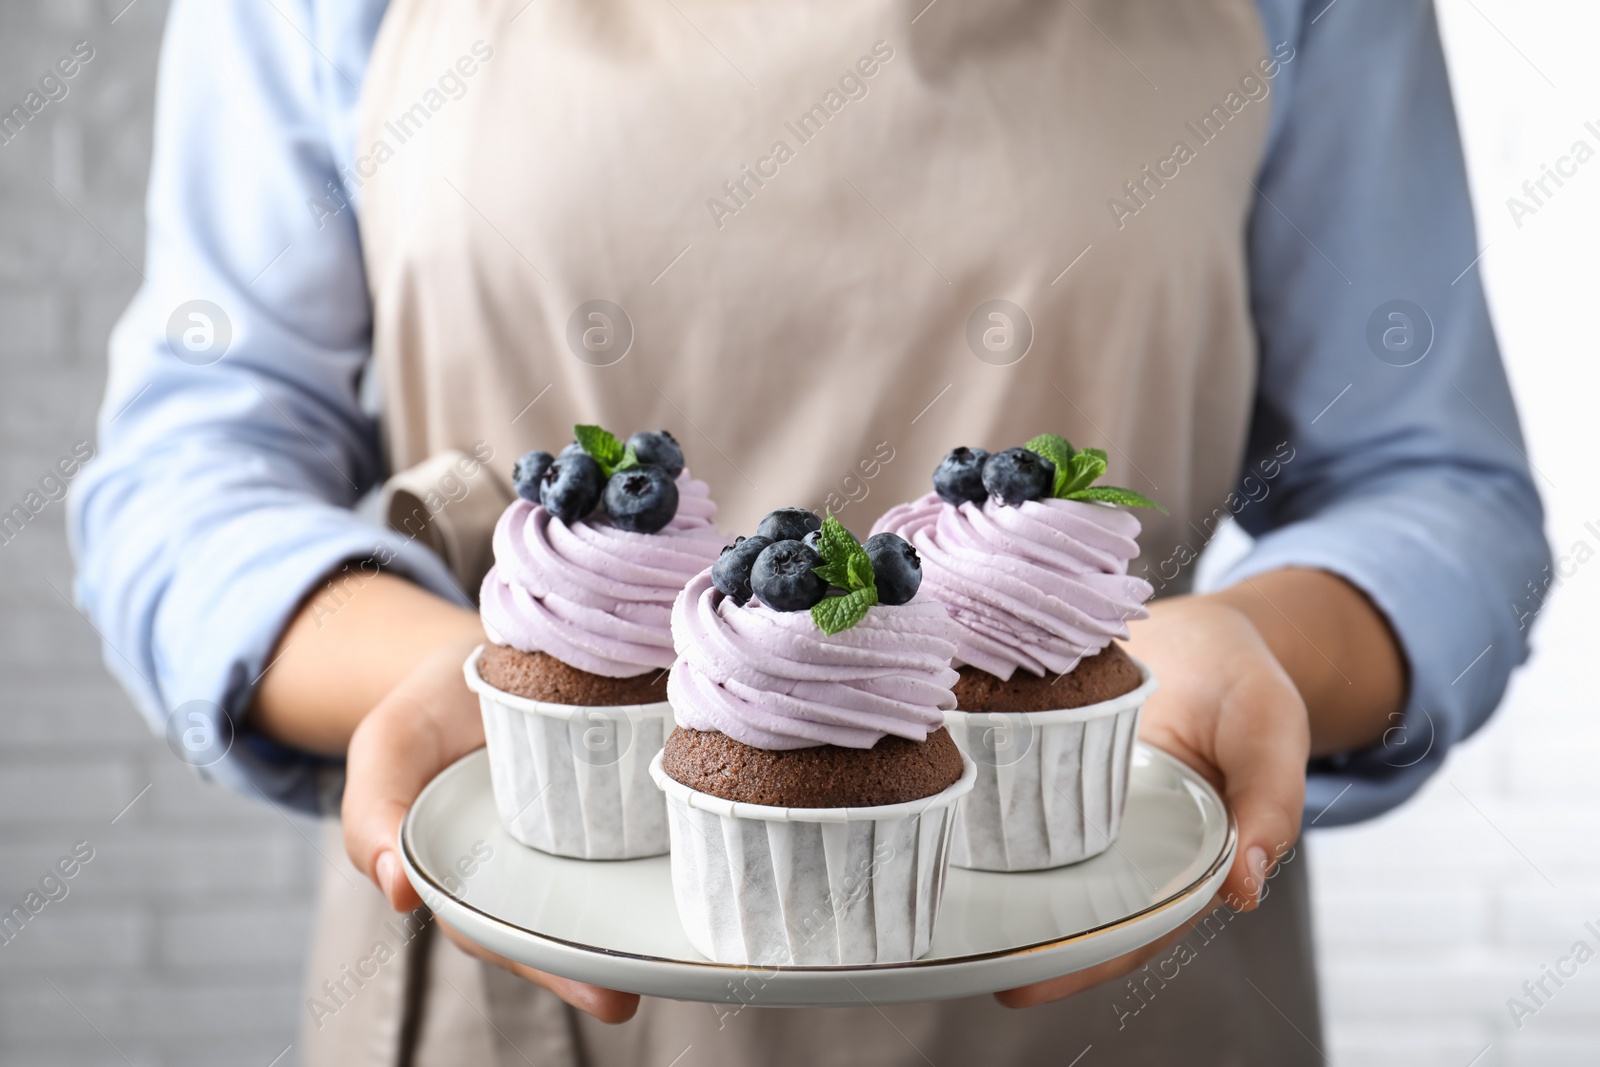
995;591;1310;1008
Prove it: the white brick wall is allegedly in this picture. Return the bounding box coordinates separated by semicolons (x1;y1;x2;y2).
0;3;317;1065
0;1;1593;1065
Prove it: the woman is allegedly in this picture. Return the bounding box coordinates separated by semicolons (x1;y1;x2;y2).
71;0;1547;1063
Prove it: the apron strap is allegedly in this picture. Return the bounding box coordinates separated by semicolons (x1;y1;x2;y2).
395;916;436;1067
381;449;512;599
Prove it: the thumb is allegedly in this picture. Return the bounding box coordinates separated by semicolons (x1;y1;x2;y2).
343;692;434;912
342;666;487;913
1215;671;1308;912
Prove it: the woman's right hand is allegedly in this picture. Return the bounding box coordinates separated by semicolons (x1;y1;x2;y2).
340;632;641;1024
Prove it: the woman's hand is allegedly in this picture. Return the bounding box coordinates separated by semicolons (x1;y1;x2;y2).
1126;593;1313;910
250;572;639;1022
337;630;640;1023
997;567;1404;1008
995;592;1309;1007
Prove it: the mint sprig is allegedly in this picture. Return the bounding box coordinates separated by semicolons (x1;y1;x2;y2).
573;424;639;478
808;513;879;635
1023;433;1165;512
1056;451;1106;495
1024;433;1076;485
812;586;878;635
1067;486;1165;508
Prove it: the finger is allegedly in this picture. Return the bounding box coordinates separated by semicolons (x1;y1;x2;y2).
1215;671;1309;912
342;639;488;910
437;921;641;1023
994;921;1191;1009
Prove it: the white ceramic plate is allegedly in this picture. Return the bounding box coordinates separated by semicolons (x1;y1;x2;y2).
399;742;1235;1006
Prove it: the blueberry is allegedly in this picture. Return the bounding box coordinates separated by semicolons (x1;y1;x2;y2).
756;508;822;544
932;446;990;506
982;448;1053;506
558;441;585;460
539;453;605;524
626;430;684;478
864;533;922;605
712;535;773;604
603;465;680;533
512;450;555;502
750;540;829;611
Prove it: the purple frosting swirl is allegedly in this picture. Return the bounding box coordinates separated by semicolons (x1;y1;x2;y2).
872;492;1152;680
479;472;724;678
668;571;961;750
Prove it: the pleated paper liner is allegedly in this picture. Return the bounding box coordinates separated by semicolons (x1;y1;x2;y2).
945;660;1157;872
651;750;977;966
466;645;672;860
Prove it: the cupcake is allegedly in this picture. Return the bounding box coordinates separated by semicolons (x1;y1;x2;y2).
467;425;723;859
650;511;976;965
872;435;1159;872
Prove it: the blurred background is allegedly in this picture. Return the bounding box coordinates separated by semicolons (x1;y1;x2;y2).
0;1;1593;1064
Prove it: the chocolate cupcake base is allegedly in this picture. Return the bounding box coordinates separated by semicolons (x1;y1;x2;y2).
478;644;669;706
951;642;1142;713
662;727;964;808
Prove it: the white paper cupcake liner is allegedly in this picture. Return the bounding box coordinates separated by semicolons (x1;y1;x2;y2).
465;646;672;860
649;751;977;966
945;659;1156;872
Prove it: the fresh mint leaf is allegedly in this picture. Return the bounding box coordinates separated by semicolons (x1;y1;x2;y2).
812;514;874;590
612;443;640;474
1056;451;1107;496
574;424;624;473
814;513;858;569
812;558;851;589
1024;434;1076;497
1025;432;1164;511
810;516;852;586
1065;486;1168;513
840;540;874;592
846;551;875;591
1024;433;1076;465
808;513;879;633
811;585;878;635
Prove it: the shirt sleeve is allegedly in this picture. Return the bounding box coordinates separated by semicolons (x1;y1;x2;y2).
1225;0;1552;825
66;0;463;816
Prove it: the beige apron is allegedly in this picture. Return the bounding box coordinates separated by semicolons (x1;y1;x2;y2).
307;0;1322;1061
358;0;1267;560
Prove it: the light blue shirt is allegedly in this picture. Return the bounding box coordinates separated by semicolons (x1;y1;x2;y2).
68;0;1551;824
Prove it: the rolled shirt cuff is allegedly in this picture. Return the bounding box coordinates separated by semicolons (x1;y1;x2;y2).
142;505;470;816
1217;495;1533;826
